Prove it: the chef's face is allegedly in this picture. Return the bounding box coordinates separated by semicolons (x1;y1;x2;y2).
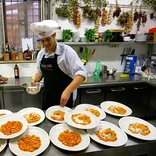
40;33;56;52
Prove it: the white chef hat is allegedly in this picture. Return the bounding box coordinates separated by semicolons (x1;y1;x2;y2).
30;20;59;39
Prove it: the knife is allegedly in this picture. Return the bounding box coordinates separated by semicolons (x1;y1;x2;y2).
120;48;126;65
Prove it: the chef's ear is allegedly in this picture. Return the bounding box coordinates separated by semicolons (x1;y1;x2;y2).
52;32;56;38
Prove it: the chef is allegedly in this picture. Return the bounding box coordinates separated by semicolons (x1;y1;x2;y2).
30;20;87;109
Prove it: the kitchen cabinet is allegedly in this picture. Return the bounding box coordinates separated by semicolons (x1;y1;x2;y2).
146;87;156;119
127;83;150;118
76;87;105;106
105;85;128;105
0;89;3;108
77;83;151;118
25;90;42;109
2;87;25;112
2;87;43;112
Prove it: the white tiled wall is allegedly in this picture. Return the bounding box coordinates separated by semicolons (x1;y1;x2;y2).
0;63;37;77
0;43;149;77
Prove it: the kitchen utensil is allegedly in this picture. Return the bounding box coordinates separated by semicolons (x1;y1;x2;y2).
22;82;41;95
130;49;135;55
107;68;117;75
80;47;83;59
120;48;126;65
89;49;96;60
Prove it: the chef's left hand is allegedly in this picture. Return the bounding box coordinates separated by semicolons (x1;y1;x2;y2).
60;90;71;107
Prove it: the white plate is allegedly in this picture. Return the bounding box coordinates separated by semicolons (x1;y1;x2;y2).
0;109;13;118
9;126;50;156
100;101;132;117
75;104;106;120
0;114;28;139
87;121;128;147
0;139;7;152
119;116;156;140
45;105;71;123
17;107;45;126
64;110;100;129
49;123;90;151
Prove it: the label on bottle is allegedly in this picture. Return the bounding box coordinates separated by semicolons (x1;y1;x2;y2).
14;69;18;76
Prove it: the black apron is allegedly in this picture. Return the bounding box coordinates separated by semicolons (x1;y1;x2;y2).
40;54;73;110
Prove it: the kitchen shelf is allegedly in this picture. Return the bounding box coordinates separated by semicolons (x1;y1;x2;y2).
59;41;156;46
0;60;36;64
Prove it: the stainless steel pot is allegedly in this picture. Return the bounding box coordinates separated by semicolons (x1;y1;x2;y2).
22;82;42;95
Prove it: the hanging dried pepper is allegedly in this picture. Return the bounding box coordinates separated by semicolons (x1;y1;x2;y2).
150;13;155;19
142;11;147;26
137;9;142;31
134;9;139;22
113;0;121;18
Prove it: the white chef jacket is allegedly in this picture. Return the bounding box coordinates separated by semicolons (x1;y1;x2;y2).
36;42;87;101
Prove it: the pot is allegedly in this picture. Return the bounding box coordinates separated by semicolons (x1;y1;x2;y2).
22;82;42;95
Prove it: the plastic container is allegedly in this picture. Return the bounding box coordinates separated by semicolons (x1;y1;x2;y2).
94;60;101;78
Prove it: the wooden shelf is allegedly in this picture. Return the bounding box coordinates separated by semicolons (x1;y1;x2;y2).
0;60;36;64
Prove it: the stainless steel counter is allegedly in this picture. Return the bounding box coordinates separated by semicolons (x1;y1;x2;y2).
1;114;156;156
0;73;155;89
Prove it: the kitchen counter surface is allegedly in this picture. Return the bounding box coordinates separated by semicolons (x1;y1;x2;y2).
0;73;156;89
1;114;156;156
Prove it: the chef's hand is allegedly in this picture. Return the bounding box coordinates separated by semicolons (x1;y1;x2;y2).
60;90;71;107
31;76;38;86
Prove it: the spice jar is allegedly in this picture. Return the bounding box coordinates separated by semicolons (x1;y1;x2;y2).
11;51;16;61
18;52;23;61
3;53;10;61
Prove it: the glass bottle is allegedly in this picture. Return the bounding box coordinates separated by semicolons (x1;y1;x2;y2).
14;64;19;79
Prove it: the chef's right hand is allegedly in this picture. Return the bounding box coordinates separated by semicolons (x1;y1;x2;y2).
31;76;38;85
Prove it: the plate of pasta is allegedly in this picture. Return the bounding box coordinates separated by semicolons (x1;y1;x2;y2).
100;101;132;117
49;123;90;151
87;121;128;147
0;114;28;139
0;109;13;118
45;105;72;123
9;126;50;156
64;110;100;129
17;107;45;126
119;116;156;140
75;104;106;120
0;139;7;152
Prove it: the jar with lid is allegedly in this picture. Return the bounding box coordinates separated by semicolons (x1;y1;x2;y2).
101;64;107;78
17;45;23;61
